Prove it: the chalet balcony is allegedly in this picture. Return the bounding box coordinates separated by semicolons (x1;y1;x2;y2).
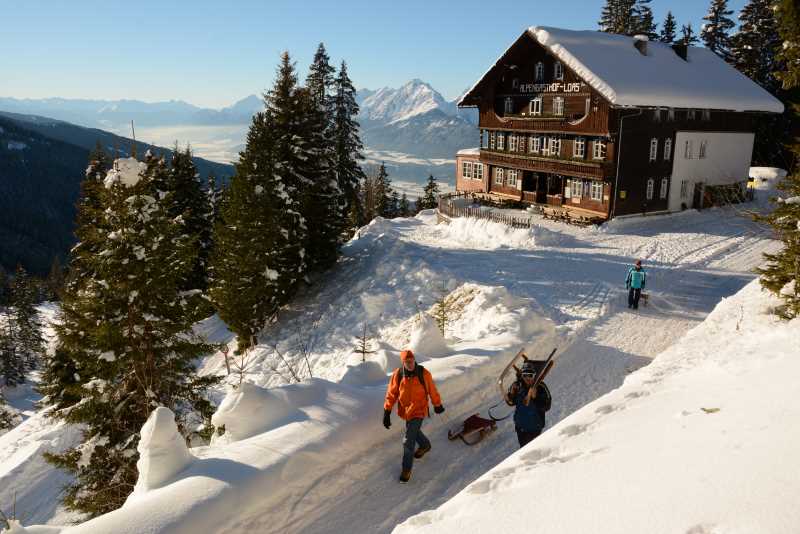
479;149;613;180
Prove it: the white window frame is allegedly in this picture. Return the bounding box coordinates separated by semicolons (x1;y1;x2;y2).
660;177;669;199
590;181;603;201
699;140;707;159
530;135;540;154
489;131;496;150
480;130;488;149
649;138;658;162
687;109;696;120
504;97;513;114
541;136;551;156
684;140;693;159
550;136;561;156
475;163;484;181
554;61;563;80
664;138;672;161
680;180;689;199
494;167;504;185
653;108;661;122
646;178;655;200
462;161;472;179
570;179;583;198
506;169;518;187
497;132;505;150
534;62;544;82
530;97;542;116
593;139;606;160
667;108;675;121
702;109;711;121
553;96;564;116
573;137;586;158
509;134;518;152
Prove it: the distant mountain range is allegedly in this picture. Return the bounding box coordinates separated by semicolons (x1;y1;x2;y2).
0;112;233;275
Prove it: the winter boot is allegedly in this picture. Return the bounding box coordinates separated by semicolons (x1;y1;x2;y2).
399;469;412;483
414;444;431;459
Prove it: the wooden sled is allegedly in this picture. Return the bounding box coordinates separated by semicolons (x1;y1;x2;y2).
447;414;497;445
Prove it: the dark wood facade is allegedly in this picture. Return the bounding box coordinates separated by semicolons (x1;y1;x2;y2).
456;31;764;220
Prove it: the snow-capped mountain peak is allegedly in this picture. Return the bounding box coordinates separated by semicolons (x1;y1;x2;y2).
358;79;456;123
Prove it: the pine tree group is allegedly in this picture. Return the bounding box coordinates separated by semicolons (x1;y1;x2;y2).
701;0;736;61
419;175;441;211
598;0;657;37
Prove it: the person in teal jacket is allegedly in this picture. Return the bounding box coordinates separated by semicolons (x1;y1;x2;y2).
626;260;646;309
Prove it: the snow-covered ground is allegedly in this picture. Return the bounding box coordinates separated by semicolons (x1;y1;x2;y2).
1;196;786;533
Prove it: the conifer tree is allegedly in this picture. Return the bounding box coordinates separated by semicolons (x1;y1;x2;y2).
389;190;400;219
660;11;678;43
632;0;657;39
757;0;800;320
0;266;8;307
332;60;367;231
419;175;441;210
681;23;700;45
375;163;394;218
399;193;411;217
731;0;782;93
701;0;736;61
45;256;65;300
44;152;217;516
10;265;44;371
0;313;25;387
599;0;636;34
0;390;18;432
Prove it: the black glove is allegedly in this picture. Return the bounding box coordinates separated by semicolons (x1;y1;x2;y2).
434;405;445;414
383;409;391;429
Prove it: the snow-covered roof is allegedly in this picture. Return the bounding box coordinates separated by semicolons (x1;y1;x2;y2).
460;27;783;113
457;147;481;156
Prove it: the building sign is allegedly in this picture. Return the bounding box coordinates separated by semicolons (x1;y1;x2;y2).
519;82;584;94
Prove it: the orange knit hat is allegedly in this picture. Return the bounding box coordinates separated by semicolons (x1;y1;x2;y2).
400;349;415;362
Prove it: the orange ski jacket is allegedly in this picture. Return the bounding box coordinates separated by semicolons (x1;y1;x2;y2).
384;366;442;420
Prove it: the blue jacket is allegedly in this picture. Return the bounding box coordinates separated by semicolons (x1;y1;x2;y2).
626;267;646;289
510;381;551;433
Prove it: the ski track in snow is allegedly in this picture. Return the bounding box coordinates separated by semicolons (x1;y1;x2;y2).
2;202;782;533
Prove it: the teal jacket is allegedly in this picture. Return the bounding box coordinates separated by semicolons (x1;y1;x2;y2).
626;267;646;289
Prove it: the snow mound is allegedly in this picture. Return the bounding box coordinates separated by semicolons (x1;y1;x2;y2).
131;408;193;496
103;158;146;189
440;217;535;250
408;313;449;358
749;166;787;191
210;383;303;444
339;361;388;386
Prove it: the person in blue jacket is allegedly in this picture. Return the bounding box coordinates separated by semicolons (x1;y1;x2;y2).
626;259;646;309
505;359;552;448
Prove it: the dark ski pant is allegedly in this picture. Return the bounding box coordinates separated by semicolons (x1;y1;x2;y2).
402;418;431;471
628;287;642;309
515;426;542;448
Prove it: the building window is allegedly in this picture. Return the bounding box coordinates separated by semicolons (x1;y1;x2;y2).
550;136;561;156
646;178;655;200
664;138;672;161
497;132;505;150
489;131;496;150
475;163;484;181
504;97;513;114
570;179;583;198
649;138;658;162
653;108;661;122
494;167;504;185
554;61;563;80
684;140;693;159
530;135;540;153
512;78;519;89
530;97;542;116
509;134;518;152
462;161;472;179
480;130;488;149
667;108;675;121
553;97;564;116
534;62;544;81
541;136;551;156
573;137;586;158
590;181;603;201
699;140;707;159
687;109;696;120
702;109;711;121
593;139;607;160
680;180;689;199
507;169;518;187
660;178;669;199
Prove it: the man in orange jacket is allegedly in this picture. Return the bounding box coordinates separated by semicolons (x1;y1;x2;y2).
383;349;444;483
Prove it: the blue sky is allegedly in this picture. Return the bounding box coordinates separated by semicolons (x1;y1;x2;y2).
2;0;749;108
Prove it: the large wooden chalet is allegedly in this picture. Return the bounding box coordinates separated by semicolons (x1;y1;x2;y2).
456;27;783;220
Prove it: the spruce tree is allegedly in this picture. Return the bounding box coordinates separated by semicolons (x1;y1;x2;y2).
0;313;25;387
660;11;678;44
701;0;736;61
10;265;44;371
632;0;657;40
45;256;65;300
0;389;18;432
757;0;800;320
731;0;782;93
0;266;8;307
44;152;217;517
399;193;411;217
332;60;367;233
681;23;700;45
420;175;441;210
374;163;394;218
599;0;636;34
